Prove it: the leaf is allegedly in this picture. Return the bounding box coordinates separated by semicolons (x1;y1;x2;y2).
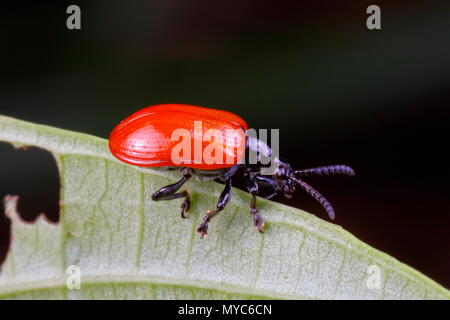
0;115;448;300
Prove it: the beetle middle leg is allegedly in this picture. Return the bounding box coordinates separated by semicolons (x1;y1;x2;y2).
196;178;232;238
151;169;192;218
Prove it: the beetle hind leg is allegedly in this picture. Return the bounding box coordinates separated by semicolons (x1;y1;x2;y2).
151;171;192;218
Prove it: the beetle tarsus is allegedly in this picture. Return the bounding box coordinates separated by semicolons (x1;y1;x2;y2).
196;213;213;238
196;223;208;238
252;213;265;233
180;194;190;219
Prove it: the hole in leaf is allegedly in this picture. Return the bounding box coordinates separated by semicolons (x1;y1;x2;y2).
0;143;60;266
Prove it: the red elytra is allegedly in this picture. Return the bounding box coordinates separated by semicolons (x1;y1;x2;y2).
108;104;248;170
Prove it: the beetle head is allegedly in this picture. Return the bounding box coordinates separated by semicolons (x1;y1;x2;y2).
272;160;298;199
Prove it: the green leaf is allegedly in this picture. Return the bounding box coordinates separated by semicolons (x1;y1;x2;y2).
0;115;448;300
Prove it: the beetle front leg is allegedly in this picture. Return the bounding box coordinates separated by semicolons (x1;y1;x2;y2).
196;178;232;238
151;170;192;218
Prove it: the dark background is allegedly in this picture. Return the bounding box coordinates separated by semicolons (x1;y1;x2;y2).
1;1;449;288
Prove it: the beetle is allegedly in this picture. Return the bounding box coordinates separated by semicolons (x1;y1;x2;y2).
109;104;355;238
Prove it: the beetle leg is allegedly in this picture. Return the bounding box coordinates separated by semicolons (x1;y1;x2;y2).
244;170;265;233
151;171;192;219
196;178;232;238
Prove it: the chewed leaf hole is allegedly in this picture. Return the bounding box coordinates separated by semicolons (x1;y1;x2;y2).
0;143;60;266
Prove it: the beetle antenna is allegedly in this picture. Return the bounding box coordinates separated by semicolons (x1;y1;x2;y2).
294;165;355;177
291;176;336;220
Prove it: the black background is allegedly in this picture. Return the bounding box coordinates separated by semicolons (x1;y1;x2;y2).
1;1;449;289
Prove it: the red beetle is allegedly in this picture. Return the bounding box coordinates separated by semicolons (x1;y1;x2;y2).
109;104;355;238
